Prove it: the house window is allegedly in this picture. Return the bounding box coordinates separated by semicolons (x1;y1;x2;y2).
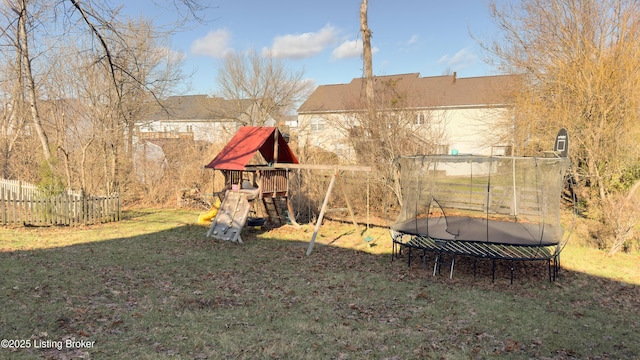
311;117;325;131
415;112;426;125
437;144;449;155
491;145;513;156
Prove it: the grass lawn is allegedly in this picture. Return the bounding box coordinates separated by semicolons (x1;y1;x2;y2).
0;209;638;359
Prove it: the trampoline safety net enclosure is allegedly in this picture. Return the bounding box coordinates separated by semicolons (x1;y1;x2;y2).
391;155;571;281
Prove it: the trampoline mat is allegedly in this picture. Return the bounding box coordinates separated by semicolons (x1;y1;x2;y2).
392;216;560;247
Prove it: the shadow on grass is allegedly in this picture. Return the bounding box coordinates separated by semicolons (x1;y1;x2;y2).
1;216;638;359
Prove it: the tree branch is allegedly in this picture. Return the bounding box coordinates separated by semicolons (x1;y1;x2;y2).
69;0;120;99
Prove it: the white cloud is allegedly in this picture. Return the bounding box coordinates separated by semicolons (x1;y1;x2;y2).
191;29;233;58
437;47;477;69
331;39;379;60
332;40;361;59
157;46;186;64
406;34;419;46
450;48;474;64
265;25;339;59
437;54;449;64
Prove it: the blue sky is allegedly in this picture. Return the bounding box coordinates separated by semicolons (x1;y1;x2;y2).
122;0;503;95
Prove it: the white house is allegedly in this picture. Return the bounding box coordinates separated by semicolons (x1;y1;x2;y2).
135;95;274;145
296;73;518;158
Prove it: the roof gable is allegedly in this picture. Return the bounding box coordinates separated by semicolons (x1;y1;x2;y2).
147;95;253;121
298;73;519;113
204;126;299;171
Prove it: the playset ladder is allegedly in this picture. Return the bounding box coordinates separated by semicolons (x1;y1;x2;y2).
261;197;283;225
206;190;252;243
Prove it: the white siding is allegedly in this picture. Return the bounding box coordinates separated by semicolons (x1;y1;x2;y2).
297;107;512;158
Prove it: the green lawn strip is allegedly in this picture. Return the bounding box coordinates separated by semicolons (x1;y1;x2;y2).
0;209;193;251
561;244;640;283
0;209;638;359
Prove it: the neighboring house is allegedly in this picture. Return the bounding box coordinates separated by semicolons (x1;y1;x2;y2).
133;95;275;183
135;95;275;144
296;73;518;158
281;114;299;128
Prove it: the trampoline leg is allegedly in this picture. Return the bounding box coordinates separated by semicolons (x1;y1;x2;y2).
433;254;440;276
510;260;514;285
450;255;455;279
473;258;477;277
422;249;427;269
391;242;396;262
491;259;496;282
391;243;394;262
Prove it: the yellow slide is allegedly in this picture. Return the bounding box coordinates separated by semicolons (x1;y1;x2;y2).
198;198;221;225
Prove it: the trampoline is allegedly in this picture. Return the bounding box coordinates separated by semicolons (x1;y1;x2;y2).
391;154;572;282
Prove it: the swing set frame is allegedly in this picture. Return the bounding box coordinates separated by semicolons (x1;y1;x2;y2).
268;163;372;255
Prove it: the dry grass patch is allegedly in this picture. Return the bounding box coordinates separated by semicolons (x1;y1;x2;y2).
0;209;638;359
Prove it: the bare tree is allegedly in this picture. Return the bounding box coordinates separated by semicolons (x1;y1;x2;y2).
329;78;448;208
0;60;28;178
9;0;53;162
484;0;640;252
0;0;203;196
348;1;447;208
39;19;187;195
360;0;375;122
216;49;314;126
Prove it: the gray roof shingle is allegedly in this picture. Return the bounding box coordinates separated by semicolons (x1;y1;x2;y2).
147;95;252;121
298;73;519;113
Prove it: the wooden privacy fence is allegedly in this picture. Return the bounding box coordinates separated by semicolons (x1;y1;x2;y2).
0;179;120;226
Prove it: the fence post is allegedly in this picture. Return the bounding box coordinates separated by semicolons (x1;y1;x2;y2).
52;194;56;225
15;180;19;224
89;195;93;225
12;186;17;224
61;194;66;226
106;195;111;223
70;193;75;226
19;180;25;225
66;193;71;226
82;190;87;225
29;187;34;225
84;192;89;225
1;186;5;225
36;195;41;226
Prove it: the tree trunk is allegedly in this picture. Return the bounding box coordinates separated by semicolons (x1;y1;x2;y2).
80;140;93;193
17;0;52;161
58;147;72;190
111;144;118;194
127;119;135;161
360;0;375;122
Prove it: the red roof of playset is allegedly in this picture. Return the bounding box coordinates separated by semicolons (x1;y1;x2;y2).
204;126;298;171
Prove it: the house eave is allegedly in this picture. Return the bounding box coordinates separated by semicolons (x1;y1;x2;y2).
136;118;239;124
298;103;512;116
